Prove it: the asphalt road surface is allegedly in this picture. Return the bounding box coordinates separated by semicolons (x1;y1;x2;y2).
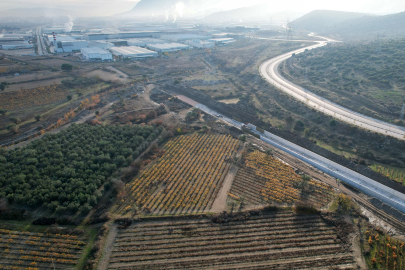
259;39;405;140
36;27;48;56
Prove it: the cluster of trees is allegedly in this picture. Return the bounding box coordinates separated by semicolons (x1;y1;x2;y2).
0;123;163;214
185;108;201;121
61;77;101;88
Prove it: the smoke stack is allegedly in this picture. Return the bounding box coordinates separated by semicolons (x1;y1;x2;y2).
53;32;56;44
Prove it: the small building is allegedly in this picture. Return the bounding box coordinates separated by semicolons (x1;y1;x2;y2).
187;39;215;49
126;38;166;47
81;47;112;61
208;38;236;45
147;43;190;53
109;46;158;58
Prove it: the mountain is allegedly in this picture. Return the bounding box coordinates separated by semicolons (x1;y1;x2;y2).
0;7;78;18
204;4;303;22
292;10;370;33
326;10;405;39
119;0;224;19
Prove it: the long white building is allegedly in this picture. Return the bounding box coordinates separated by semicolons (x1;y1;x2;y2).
81;47;112;61
147;43;190;53
126;38;166;47
187;39;215;49
109;46;158;58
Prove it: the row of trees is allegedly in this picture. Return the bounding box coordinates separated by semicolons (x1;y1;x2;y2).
0;123;163;214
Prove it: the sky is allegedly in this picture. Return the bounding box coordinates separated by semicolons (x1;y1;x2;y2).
1;0;405;17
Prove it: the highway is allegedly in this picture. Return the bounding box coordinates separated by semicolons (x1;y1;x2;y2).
176;95;405;215
259;39;405;140
36;27;48;56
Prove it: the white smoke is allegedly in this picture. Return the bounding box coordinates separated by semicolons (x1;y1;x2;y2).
64;22;73;32
175;2;185;17
173;14;177;23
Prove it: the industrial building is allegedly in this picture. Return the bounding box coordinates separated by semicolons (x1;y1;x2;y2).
81;47;112;61
208;38;236;45
187;39;215;49
0;43;34;50
159;34;211;42
126;38;166;47
109;46;158;58
84;31;159;41
88;41;115;50
48;35;77;46
56;40;88;53
43;27;66;34
147;43;190;53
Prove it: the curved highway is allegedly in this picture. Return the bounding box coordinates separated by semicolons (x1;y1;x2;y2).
259;40;405;140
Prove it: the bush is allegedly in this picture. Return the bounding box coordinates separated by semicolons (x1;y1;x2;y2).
294;120;305;131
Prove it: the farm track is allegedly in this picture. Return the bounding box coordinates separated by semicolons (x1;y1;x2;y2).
107;212;354;269
251;137;405;233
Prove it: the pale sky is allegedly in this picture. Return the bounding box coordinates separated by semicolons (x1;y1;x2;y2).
1;0;405;17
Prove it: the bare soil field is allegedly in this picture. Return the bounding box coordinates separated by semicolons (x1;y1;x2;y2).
5;77;67;92
106;211;355;269
86;70;130;84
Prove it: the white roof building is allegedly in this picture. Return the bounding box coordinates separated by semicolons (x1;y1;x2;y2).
208;38;236;45
159;34;211;42
0;43;34;50
81;47;112;61
187;39;215;49
147;43;190;53
126;38;166;47
109;46;158;58
88;41;115;50
56;40;88;53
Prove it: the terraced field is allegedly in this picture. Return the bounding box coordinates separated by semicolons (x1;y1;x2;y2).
230;151;334;207
107;211;355;269
116;134;241;215
0;228;86;269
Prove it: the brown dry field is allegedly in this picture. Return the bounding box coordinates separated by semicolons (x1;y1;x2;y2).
86;70;130;84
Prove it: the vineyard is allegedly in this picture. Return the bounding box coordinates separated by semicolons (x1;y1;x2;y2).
229;151;334;207
0;228;86;269
116;134;241;215
0;84;68;111
107;211;355;269
361;225;405;269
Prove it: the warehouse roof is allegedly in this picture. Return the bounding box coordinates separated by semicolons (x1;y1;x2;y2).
160;34;210;40
147;43;189;50
126;38;166;44
110;46;156;55
81;47;110;54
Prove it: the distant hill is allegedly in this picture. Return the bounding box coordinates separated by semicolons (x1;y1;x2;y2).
292;10;370;33
0;7;78;18
204;4;303;22
120;0;223;19
327;11;405;39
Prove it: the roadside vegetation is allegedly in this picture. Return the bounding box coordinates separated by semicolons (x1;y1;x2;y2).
283;38;405;124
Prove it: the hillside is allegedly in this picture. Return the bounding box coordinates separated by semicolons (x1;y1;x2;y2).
329;11;405;39
292;10;370;33
204;4;302;22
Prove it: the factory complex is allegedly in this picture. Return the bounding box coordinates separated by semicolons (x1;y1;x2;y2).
81;47;113;61
110;46;158;58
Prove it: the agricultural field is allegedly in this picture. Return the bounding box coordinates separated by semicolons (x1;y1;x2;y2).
106;210;355;269
0;228;87;269
229;151;334;207
360;222;405;269
0;123;162;213
116;134;241;215
0;84;68;111
371;164;405;185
